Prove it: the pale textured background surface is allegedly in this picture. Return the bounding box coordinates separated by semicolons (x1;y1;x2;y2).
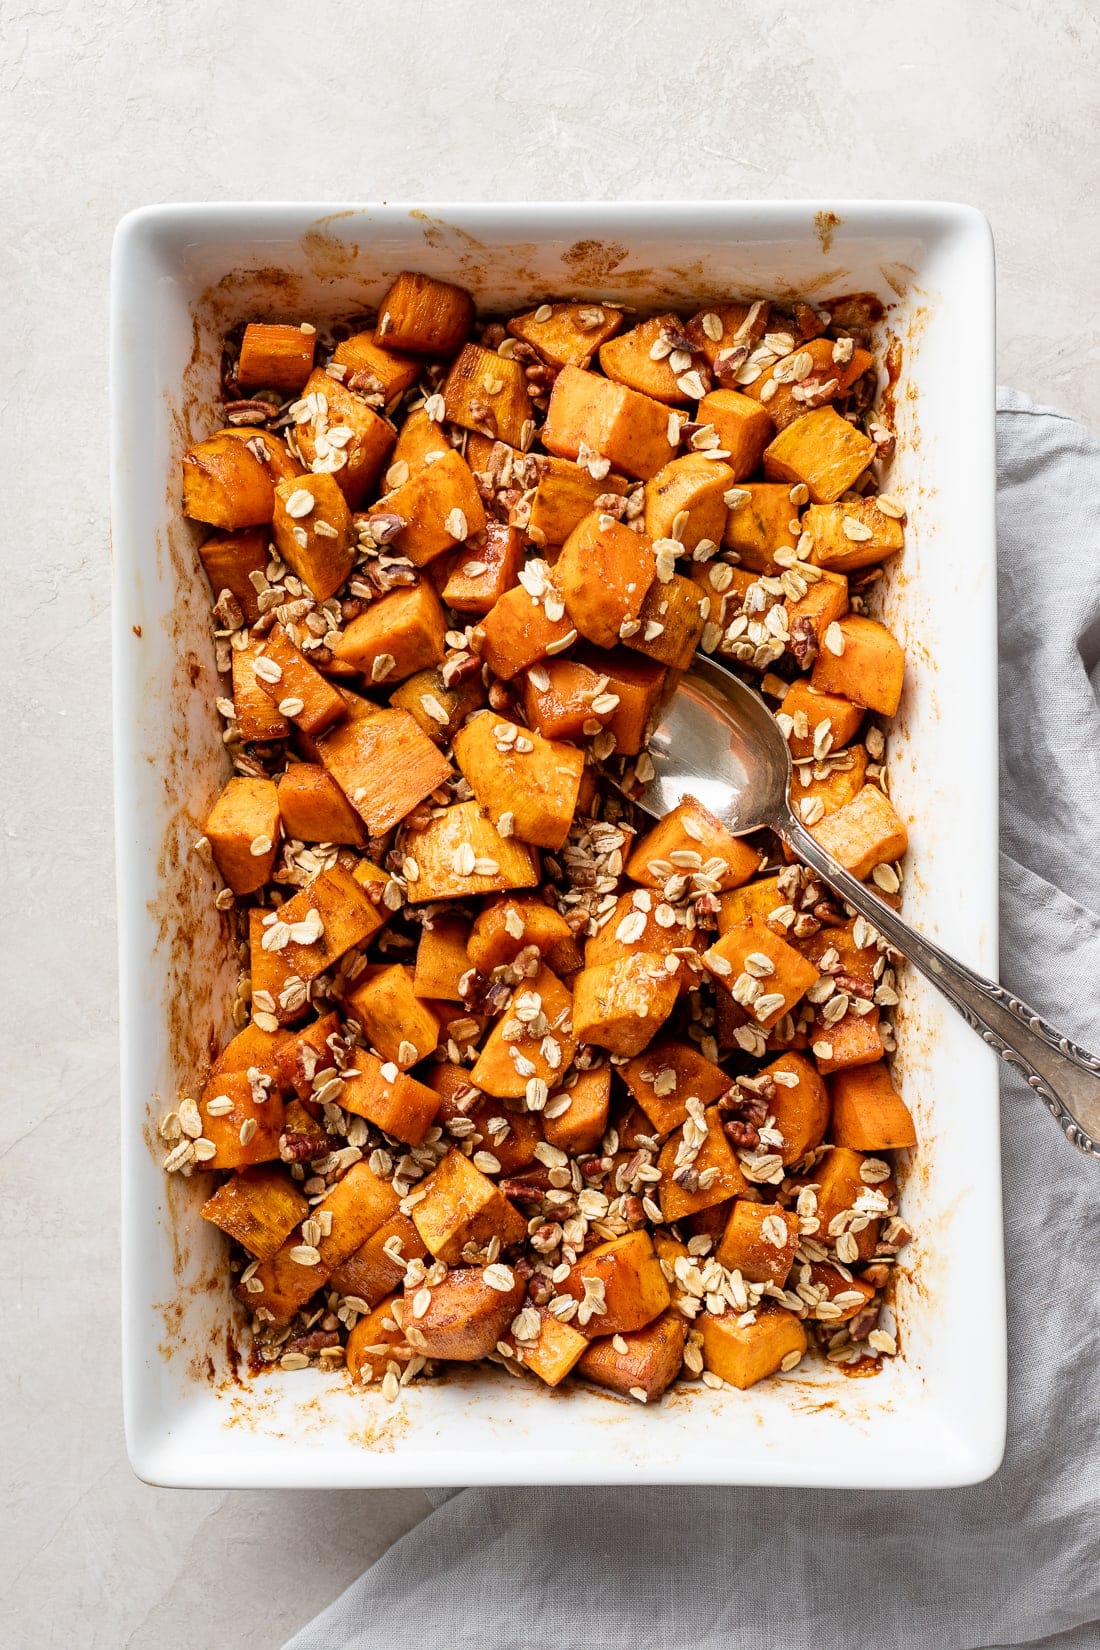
2;1;1098;1645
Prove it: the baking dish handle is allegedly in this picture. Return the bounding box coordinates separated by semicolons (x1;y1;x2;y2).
782;817;1100;1160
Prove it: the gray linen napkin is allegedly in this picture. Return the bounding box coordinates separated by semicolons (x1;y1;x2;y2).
286;390;1100;1650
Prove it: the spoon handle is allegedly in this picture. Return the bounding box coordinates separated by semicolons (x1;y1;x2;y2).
782;816;1100;1159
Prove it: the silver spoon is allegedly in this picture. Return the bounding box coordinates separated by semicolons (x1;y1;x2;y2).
635;654;1100;1160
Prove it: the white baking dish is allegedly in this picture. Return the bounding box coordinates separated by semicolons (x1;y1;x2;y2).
111;201;1004;1489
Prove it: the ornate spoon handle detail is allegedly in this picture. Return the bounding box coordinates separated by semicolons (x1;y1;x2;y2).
783;818;1100;1160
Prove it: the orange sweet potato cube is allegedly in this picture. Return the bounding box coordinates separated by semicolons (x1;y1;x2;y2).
330;1212;427;1309
345;1295;412;1384
390;406;453;474
318;707;453;834
232;642;289;742
701;1301;807;1389
411;1149;527;1265
572;954;680;1056
201;1165;309;1261
526;457;628;549
807;1144;885;1260
806;497;905;573
696;390;775;480
657;1108;748;1221
627;796;761;893
376;271;475;354
577;1310;687;1401
812;1008;886;1077
764;406;876;504
798;918;879;997
252;624;347;735
716;873;789;937
779;679;864;761
508;301;623;369
810;784;908;880
542;366;677;481
277;764;368;846
401;801;539;902
829;1061;917;1150
745;336;873;431
209;1022;291;1082
685;300;770;368
341;1051;441;1145
795;746;868;825
785;566;849;645
811;615;905;716
555;511;657;648
331;331;421;409
715;1200;799;1286
334;581;447;684
721;481;799;572
271;471;355;601
345;964;441;1067
204;775;280;895
442;522;524;613
520;657;609;742
620;1038;730;1134
197;526;270;624
197;1068;286;1171
476;581;576;679
763;1050;830;1163
412;1266;526;1360
427;1066;542;1175
627;572;709;669
512;1310;590;1387
237;322;316;393
182;433;274;529
413;915;471;1002
292;369;396;506
266;864;384;982
273;1012;342;1099
543;1065;611;1155
219;426;304;487
563;1230;671;1335
389;665;484;746
470;964;577;1100
466;895;573;972
578;647;667;756
805;1261;877;1323
443;342;534;448
452;710;584;851
599;314;698;405
643;453;734;553
369;448;486;567
702;916;820;1030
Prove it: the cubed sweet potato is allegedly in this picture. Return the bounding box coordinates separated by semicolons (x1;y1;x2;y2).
829;1061;916;1150
508;301;623;369
411;1265;526;1360
643;453;734;553
576;647;667;756
402;801;540;903
511;1310;590;1387
721;481;800;572
443;342;533;448
231;641;288;742
804;1261;877;1323
810;783;908;880
442;522;524;613
764;406;875;504
330;1212;427;1308
318;707;452;834
811;615;905;717
219;426;304;487
334;581;448;685
806;496;905;573
700;1300;807;1388
619;1038;730;1134
411;1150;527;1264
453;710;584;852
717;874;790;937
273;1012;342;1099
794;746;868;825
543;1065;612;1155
577;1309;687;1401
369;448;486;567
696;390;775;480
520;657;611;741
626;796;761;893
345;1294;412;1383
277;763;368;846
413;915;471;1002
564;1230;671;1336
292;369;396;506
345;964;441;1067
332;331;421;408
263;863;384;982
784;567;849;650
702;916;820;1030
584;890;699;978
571;954;680;1056
657;1108;748;1221
209;1022;291;1082
237;322;316;393
341;1050;441;1145
812;1008;885;1076
197;1068;286;1171
390;406;453;474
599;314;700;405
627;572;709;669
271;471;355;601
470;964;577;1099
526;457;628;548
779;679;864;761
805;1145;884;1260
555;511;657;649
744;336;873;431
684;300;769;368
376;271;475;354
243;1162;399;1321
427;1066;542;1175
542;366;677;481
197;526;270;624
252;624;347;735
476;581;577;679
201;1165;309;1260
762;1051;830;1163
466;895;573;973
204;775;280;896
182;433;275;529
715;1199;799;1285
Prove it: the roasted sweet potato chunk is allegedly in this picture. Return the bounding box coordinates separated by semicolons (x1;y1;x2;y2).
527;457;628;548
643;452;733;552
563;1230;671;1336
764;406;875;503
341;1051;441;1145
204;776;280;896
715;1200;799;1285
620;1039;730;1135
334;581;448;684
201;1165;308;1260
292;369;396;507
402;801;540;903
543;366;677;481
237;322;316;393
701;1300;807;1388
555;511;657;649
470;964;576;1100
277;764;368;846
657;1107;748;1221
476;580;576;679
411;1150;527;1265
696;389;775;480
721;481;800;572
271;471;355;601
442;522;524;613
626;572;709;669
443;342;534;448
411;1266;525;1360
810;784;908;880
453;710;584;851
811;615;905;716
182;433;275;529
577;1310;687;1401
829;1061;917;1150
368;448;487;567
376;271;475;354
345;964;441;1068
703;916;820;1030
196;1068;286;1171
571;954;680;1056
319;707;452;835
626;795;761;892
806;496;905;572
332;331;421;408
508;301;622;369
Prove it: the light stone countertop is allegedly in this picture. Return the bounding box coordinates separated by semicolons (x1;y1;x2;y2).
3;1;1098;1645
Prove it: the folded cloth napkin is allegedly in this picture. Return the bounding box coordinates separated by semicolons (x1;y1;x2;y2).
286;390;1100;1650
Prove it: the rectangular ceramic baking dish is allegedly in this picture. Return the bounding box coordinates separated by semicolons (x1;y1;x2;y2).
111;201;1004;1489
